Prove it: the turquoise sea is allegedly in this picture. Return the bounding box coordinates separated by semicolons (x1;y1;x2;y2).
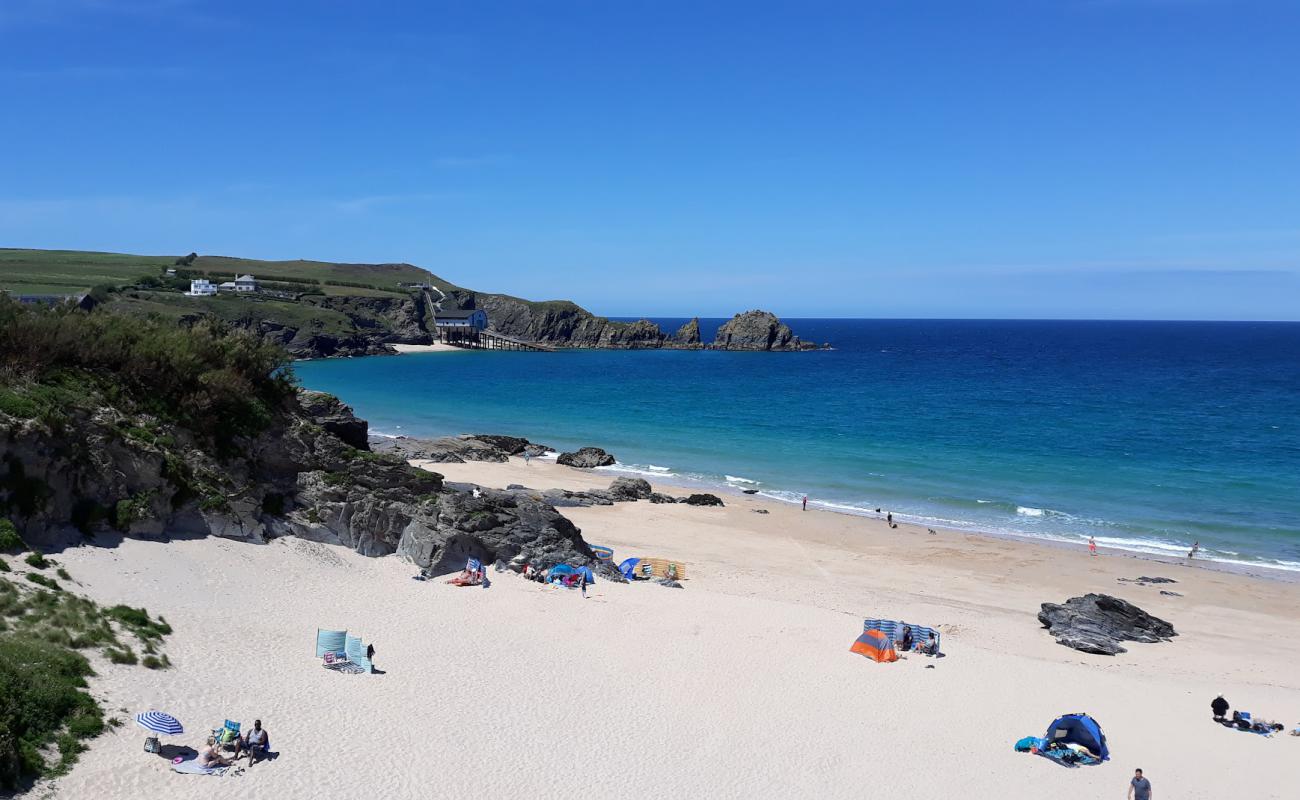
295;320;1300;573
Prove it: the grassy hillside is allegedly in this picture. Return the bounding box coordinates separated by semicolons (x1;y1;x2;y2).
0;249;438;297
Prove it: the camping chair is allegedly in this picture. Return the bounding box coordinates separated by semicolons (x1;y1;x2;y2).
211;720;240;752
345;634;373;673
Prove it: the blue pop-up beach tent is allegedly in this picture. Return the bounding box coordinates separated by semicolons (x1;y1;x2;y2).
1044;713;1109;761
575;565;595;583
618;558;641;580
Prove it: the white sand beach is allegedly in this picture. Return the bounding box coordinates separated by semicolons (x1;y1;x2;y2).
391;343;460;354
48;456;1300;799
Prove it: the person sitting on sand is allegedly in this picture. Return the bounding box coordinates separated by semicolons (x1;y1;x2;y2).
899;625;913;652
235;720;269;766
1211;695;1229;721
918;632;938;656
200;737;234;768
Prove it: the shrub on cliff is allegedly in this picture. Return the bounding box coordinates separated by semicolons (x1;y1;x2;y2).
0;295;296;441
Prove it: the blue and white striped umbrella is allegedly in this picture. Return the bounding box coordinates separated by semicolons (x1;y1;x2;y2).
135;711;183;736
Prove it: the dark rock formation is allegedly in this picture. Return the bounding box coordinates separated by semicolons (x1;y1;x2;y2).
608;477;653;501
711;310;822;351
556;447;616;468
672;318;702;348
680;493;725;507
1038;594;1177;655
369;433;551;464
648;492;678;504
1117;576;1178;585
299;391;369;449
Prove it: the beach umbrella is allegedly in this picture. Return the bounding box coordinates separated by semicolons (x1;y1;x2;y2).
135;711;184;737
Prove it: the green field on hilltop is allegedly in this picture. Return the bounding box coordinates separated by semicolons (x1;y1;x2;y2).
0;248;443;297
111;290;367;335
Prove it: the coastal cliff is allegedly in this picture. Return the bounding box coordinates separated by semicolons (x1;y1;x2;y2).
0;299;595;575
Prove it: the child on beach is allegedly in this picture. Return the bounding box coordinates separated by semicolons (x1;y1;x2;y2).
1089;536;1097;556
802;495;807;511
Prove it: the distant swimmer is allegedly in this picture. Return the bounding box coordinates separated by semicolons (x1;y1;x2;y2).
802;495;808;511
1089;536;1097;556
1188;541;1200;559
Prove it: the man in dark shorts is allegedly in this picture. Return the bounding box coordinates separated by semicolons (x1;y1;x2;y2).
1128;768;1152;800
237;719;270;767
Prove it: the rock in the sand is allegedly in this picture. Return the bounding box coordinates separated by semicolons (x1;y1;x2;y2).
1038;593;1177;656
656;578;684;589
648;493;678;504
523;443;554;457
751;509;769;514
1117;576;1178;585
608;477;653;501
556;447;616;468
680;493;725;507
371;433;552;464
595;562;629;583
1160;590;1183;597
742;489;759;495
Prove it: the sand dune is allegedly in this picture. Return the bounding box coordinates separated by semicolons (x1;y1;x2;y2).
46;457;1300;799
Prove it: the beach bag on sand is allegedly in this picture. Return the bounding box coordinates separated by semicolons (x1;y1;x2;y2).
1014;737;1042;752
144;736;160;754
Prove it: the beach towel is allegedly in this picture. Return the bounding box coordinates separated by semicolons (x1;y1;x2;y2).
171;759;226;776
862;619;941;654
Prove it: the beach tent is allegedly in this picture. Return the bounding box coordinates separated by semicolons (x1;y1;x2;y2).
590;545;615;562
619;558;642;580
850;628;899;663
1043;713;1109;761
548;564;577;579
575;565;595;584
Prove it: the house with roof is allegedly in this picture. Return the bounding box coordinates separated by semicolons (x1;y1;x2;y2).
434;308;488;331
218;274;258;293
187;279;217;296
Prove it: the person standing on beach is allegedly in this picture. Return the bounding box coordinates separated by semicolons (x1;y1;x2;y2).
802;495;807;511
1188;541;1200;559
886;512;893;525
524;451;531;466
1089;536;1097;556
1127;768;1153;800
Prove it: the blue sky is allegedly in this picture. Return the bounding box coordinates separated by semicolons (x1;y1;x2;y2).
2;0;1298;319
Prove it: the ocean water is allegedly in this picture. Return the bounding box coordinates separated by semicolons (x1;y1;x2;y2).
294;320;1300;573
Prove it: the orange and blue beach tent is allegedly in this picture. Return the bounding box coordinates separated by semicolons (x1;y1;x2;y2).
850;628;899;663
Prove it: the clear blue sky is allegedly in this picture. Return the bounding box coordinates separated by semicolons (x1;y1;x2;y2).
2;1;1298;319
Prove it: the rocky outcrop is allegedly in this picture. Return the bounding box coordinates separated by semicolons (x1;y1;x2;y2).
1038;594;1177;655
299;391;369;449
712;310;822;351
1;390;598;576
556;447;616;468
369;434;552;464
672;318;702;348
607;477;652;501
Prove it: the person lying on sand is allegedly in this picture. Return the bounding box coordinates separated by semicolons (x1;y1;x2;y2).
199;737;234;768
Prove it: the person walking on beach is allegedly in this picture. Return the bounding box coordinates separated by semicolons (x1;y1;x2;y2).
1089;536;1097;556
1127;768;1153;800
802;495;808;511
886;512;893;525
1188;541;1200;559
524;451;531;466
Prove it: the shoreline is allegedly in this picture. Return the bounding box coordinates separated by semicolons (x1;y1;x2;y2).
408;447;1300;584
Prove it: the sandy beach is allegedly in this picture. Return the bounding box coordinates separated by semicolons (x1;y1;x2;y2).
46;456;1300;799
391;343;460;354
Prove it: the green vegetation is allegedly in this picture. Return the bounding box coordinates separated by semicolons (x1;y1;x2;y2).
56;567;71;582
0;249;173;296
0;295;296;446
23;552;48;569
0;520;23;552
0;577;175;787
25;573;59;591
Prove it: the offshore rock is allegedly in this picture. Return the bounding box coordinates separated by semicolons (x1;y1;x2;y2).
1038;593;1177;656
672;318;702;348
556;447;616;468
711;310;821;351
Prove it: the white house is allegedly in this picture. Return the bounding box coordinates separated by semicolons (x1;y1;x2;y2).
219;274;258;293
187;279;217;297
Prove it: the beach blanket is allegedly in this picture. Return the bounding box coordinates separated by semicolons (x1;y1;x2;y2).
171;759;226;776
1036;746;1101;768
862;619;941;654
323;660;366;674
